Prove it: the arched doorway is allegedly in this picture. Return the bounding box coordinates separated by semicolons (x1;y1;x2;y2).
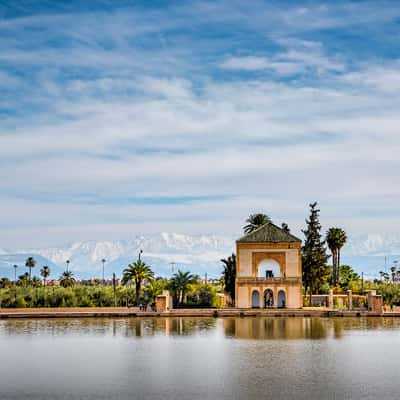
278;290;286;308
264;289;274;308
258;259;281;278
251;290;260;308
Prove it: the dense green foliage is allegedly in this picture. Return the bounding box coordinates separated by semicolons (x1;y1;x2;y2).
302;202;330;299
0;286;136;308
221;254;236;304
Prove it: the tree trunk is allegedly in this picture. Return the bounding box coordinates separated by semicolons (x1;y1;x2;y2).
332;251;337;287
337;249;341;286
135;280;141;305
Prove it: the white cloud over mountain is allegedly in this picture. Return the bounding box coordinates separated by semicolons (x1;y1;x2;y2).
1;232;399;280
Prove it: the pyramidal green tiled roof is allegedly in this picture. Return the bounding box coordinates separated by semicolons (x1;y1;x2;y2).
237;222;301;243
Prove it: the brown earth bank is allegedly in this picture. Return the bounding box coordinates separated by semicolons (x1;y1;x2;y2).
1;307;399;318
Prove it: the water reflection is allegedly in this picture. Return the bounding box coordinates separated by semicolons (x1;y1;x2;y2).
1;317;400;339
223;317;400;339
0;317;217;338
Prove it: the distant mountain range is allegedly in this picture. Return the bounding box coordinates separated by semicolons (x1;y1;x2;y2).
0;232;399;280
0;233;234;280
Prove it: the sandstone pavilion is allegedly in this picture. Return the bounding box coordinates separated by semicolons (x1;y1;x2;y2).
235;222;302;309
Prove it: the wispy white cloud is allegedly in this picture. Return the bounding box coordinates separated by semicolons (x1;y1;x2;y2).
1;0;400;247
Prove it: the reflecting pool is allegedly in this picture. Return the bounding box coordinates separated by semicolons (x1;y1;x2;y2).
0;317;399;399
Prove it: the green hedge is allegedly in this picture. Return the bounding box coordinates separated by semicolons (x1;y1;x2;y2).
0;286;137;308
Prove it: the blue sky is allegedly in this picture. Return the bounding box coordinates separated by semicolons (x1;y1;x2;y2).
1;0;400;248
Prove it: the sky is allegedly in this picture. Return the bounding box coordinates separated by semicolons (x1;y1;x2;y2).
0;0;400;249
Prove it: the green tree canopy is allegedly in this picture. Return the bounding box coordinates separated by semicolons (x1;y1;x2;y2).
0;277;11;289
221;253;236;304
122;260;154;305
17;272;30;288
169;270;198;306
243;213;272;234
60;271;76;288
338;265;360;291
144;279;167;303
302;202;330;301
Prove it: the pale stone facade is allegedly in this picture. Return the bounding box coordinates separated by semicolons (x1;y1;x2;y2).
235;223;303;309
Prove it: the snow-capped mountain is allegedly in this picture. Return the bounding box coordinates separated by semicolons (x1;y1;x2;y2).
1;232;400;280
0;233;235;279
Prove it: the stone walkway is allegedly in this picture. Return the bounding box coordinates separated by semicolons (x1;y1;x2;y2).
0;307;398;318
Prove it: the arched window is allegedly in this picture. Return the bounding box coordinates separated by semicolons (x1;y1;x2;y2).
258;259;280;278
251;290;260;308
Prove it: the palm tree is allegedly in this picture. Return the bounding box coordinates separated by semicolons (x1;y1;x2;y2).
31;276;42;288
390;266;397;283
13;264;18;284
243;213;271;234
122;260;154;305
17;273;30;288
169;270;198;306
0;277;11;289
101;258;106;284
59;271;76;288
326;227;347;286
25;257;36;282
40;266;50;286
144;279;165;303
379;270;390;283
221;254;236;305
336;229;347;280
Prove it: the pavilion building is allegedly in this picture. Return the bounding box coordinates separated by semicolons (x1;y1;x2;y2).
235;223;302;309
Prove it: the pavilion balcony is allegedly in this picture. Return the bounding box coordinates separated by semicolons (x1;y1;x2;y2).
236;277;301;285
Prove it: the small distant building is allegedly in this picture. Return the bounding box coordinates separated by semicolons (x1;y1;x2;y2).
156;290;173;312
235;223;302;309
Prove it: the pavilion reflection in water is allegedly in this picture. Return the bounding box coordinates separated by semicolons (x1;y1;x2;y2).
221;317;400;340
2;317;400;339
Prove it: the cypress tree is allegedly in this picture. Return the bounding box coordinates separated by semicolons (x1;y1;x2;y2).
302;202;330;302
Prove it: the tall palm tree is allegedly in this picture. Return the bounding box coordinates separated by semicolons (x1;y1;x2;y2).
390;266;397;283
59;271;76;288
40;266;50;286
221;254;236;305
101;258;106;284
13;264;18;284
122;260;154;305
169;270;198;306
25;257;36;282
326;227;347;286
336;229;347;279
243;213;271;234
